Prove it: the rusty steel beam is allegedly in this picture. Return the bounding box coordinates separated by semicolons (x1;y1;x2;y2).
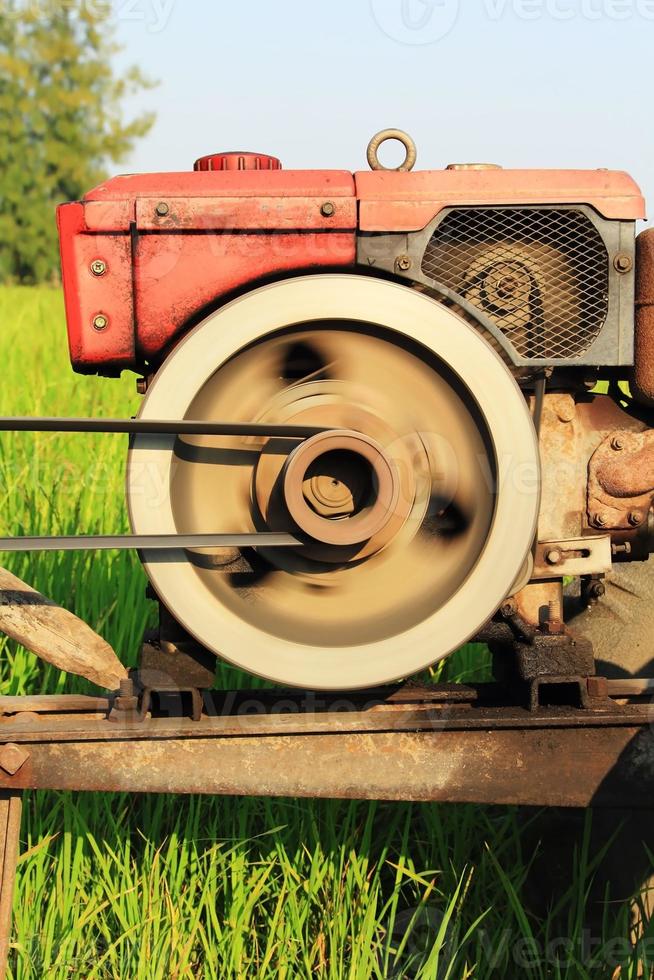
0;792;22;980
0;719;651;807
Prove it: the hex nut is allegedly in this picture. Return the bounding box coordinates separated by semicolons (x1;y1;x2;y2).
320;201;335;217
592;513;608;528
587;676;609;699
0;743;29;776
629;510;644;527
155;201;170;217
92;314;108;331
90;259;106;277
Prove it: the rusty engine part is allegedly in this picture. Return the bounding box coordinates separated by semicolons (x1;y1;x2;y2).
21;127;649;694
633;227;654;405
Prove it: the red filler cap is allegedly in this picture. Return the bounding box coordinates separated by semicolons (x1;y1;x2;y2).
194;152;282;172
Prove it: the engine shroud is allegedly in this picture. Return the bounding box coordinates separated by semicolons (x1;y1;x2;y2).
57;157;643;375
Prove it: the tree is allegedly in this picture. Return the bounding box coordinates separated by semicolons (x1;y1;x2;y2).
0;4;155;283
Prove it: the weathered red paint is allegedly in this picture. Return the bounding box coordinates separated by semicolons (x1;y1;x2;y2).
57;160;645;375
355;168;646;230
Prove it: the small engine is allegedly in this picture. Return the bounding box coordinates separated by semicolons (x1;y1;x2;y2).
56;130;654;693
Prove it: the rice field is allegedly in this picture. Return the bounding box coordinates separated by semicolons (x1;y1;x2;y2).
0;286;651;978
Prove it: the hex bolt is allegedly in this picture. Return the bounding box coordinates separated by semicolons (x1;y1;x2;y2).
548;598;561;621
0;743;29;776
396;254;412;272
592;513;608;528
545;548;562;565
136;377;148;395
611;436;625;451
90;259;106;277
155;201;170;217
613;253;633;274
588;581;606;600
92;314;108;331
119;677;135;698
629;510;644;527
500;598;517;618
320;201;335;217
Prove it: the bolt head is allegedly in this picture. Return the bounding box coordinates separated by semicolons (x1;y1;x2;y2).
92;314;108;331
545;548;562;565
592;513;607;528
90;259;106;277
611;436;625;451
155;201;170;217
555;397;576;423
0;742;29;775
629;510;644;527
320;201;335;217
396;254;412;272
614;253;633;274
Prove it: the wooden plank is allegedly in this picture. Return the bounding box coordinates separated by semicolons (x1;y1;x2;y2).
0;568;127;689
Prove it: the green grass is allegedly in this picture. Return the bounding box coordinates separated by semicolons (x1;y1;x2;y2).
0;286;651;978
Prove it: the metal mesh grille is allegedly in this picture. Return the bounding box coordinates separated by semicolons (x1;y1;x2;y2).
421;207;609;359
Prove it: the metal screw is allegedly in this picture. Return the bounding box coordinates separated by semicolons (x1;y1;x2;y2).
500;599;517;618
92;314;108;331
396;254;412;272
614;253;633;274
119;677;135;697
155;201;170;217
0;743;29;776
136;378;148;395
629;510;644;527
90;259;106;277
592;513;607;528
588;581;606;600
320;201;335;217
611;436;625;451
612;541;632;556
545;548;562;565
542;598;565;634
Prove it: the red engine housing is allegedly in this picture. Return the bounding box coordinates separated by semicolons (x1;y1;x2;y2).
57;150;645;375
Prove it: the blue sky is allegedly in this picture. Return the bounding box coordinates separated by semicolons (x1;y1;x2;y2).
113;0;654;215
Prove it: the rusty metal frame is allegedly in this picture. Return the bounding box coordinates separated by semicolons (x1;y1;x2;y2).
0;684;652;805
0;683;652;975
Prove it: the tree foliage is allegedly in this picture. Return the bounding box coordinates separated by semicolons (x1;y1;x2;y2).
0;4;155;283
